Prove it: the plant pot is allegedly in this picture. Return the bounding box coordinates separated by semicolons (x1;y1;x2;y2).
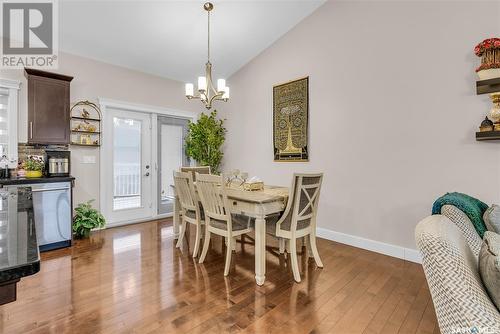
477;68;500;80
25;170;42;178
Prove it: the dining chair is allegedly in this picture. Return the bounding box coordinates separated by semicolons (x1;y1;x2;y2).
196;173;254;276
173;171;204;258
267;173;324;282
180;166;211;181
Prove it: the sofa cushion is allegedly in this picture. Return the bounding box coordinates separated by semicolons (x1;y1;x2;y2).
484;205;500;234
479;231;500;311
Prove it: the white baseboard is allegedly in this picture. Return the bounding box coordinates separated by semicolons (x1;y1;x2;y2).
106;212;173;229
316;227;422;264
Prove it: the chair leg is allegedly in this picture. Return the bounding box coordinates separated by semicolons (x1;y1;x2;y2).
193;223;202;258
289;238;301;283
198;227;211;264
304;235;312;257
309;233;323;268
279;238;285;254
176;219;186;248
224;237;233;276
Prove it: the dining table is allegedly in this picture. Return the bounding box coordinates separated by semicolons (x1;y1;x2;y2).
172;183;289;286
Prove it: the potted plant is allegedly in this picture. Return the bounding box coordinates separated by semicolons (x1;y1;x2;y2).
185;110;226;174
475;37;500;80
73;200;106;238
24;156;44;178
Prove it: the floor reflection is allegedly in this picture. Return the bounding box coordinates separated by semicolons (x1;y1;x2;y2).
0;218;435;333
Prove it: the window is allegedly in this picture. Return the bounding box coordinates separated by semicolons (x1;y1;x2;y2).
0;79;20;168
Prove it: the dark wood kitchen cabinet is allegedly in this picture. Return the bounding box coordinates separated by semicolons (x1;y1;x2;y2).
25;69;73;144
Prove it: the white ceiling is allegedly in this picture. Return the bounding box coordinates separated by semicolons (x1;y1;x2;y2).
59;1;325;83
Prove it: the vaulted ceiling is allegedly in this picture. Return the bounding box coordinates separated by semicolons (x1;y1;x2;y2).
60;1;325;82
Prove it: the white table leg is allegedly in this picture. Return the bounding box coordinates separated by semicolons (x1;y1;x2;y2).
173;195;180;239
255;216;266;286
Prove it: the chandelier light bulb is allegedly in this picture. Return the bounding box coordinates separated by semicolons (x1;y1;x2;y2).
185;83;194;97
198;77;207;92
223;87;230;100
217;79;226;93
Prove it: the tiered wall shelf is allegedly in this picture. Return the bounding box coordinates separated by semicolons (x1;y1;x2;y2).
475;77;500;141
70;101;101;147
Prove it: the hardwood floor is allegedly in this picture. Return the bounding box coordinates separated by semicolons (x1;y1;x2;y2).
0;219;439;333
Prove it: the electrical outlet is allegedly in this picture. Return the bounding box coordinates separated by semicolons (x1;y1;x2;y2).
82;156;96;164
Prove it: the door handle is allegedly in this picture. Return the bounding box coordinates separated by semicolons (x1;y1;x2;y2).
31;187;71;193
144;172;150;177
29;122;33;139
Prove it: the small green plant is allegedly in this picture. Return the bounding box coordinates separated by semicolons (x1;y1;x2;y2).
73;200;105;238
23;156;44;171
185;110;226;174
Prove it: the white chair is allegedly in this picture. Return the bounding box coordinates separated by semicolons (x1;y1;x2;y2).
174;171;204;258
196;173;254;276
180;166;211;181
267;173;324;282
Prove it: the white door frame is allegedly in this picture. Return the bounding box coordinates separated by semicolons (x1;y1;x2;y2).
99;98;197;227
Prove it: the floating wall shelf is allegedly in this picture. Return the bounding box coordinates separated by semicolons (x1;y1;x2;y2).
476;131;500;141
476;77;500;95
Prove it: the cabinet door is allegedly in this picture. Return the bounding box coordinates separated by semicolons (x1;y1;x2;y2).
28;76;70;144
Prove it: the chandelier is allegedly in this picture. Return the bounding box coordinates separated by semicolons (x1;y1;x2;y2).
185;2;229;110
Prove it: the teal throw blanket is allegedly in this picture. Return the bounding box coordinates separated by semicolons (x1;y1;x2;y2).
432;192;488;238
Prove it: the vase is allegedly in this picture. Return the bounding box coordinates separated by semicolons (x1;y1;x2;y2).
25;170;42;178
489;93;500;124
477;68;500;80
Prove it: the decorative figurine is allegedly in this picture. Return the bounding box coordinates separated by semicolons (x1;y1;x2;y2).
81;108;90;119
480;116;494;132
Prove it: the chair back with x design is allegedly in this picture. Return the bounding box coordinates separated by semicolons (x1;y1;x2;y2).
273;173;323;234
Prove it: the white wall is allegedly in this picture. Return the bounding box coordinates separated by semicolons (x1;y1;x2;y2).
0;52;200;208
219;0;500;251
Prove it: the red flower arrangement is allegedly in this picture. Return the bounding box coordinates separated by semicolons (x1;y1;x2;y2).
474;38;500;57
474;38;500;73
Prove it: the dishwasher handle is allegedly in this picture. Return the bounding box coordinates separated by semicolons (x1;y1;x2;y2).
31;187;71;193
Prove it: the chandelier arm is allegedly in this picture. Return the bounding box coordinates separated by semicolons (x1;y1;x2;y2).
208;92;224;106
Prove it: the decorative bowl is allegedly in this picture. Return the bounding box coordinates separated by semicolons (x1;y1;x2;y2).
25;170;42;178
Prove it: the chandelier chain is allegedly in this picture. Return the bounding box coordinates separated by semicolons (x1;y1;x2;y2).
207;10;210;62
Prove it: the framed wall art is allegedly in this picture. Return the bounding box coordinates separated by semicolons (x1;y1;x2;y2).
273;76;309;162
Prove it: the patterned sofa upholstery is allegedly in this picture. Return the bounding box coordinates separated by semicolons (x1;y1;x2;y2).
440;204;483;257
415;214;500;334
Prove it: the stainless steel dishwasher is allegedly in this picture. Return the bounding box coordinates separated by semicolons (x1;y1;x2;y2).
7;182;72;251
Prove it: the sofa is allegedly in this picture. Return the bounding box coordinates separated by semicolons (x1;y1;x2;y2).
415;205;500;334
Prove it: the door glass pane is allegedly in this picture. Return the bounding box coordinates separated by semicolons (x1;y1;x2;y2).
158;117;189;215
113;117;142;211
0;90;9;158
161;124;183;201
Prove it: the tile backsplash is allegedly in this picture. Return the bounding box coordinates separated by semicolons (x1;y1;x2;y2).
18;143;69;164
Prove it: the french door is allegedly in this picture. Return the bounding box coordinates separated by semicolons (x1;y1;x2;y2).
157;116;189;215
102;108;152;225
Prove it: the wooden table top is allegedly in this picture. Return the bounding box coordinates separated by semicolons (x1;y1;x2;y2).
225;185;289;204
172;183;289;204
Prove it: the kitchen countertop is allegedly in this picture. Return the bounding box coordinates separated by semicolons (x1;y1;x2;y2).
0;176;75;186
0;187;40;283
